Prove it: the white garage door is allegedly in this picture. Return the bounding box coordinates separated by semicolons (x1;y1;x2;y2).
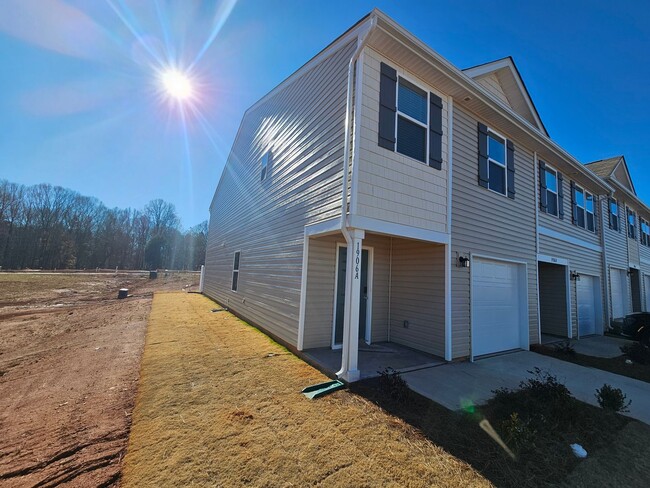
473;258;524;356
645;275;650;312
577;275;596;336
610;268;627;319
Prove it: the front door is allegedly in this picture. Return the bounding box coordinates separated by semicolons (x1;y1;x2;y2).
333;246;369;348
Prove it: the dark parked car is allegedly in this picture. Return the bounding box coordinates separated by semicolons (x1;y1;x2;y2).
611;313;650;345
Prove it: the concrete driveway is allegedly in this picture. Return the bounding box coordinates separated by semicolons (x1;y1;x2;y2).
402;351;650;424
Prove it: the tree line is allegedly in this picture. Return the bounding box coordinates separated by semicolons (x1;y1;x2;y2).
0;180;207;271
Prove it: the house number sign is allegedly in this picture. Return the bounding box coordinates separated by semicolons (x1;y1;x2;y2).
354;242;360;280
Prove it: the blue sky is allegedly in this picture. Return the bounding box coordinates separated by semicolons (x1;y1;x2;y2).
0;0;649;228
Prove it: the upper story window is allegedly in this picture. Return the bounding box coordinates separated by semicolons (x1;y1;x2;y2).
396;78;428;163
571;182;595;232
377;62;443;170
609;199;619;231
539;161;563;218
487;131;506;195
575;187;586;228
231;251;241;291
628;208;636;240
585;193;595;232
545;167;558;216
260;151;271;181
641;219;650;246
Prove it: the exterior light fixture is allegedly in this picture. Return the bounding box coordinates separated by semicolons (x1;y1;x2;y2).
570;270;581;281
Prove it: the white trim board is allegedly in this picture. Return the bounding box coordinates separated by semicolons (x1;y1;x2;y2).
537;254;569;266
347;215;450;244
305;217;342;237
537;226;602;253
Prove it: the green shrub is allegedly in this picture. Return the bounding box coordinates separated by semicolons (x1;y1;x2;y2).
519;367;572;405
621;342;650;364
552;340;576;356
501;412;537;454
595;384;631;413
377;367;410;403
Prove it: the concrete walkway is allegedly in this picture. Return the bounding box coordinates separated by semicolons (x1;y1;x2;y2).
402;351;650;424
572;335;634;358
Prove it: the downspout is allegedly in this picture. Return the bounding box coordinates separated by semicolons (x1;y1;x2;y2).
599;194;611;331
337;16;376;377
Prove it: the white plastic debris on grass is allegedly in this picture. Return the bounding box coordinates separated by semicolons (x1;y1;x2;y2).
625;359;633;365
570;443;587;458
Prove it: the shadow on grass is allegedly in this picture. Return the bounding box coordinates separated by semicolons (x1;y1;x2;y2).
350;373;630;488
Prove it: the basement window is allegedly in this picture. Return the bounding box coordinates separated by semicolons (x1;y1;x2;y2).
231;251;241;291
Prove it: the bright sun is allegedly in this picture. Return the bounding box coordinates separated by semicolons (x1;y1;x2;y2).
160;69;194;101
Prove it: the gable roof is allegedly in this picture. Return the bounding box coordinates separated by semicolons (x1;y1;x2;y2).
463;57;548;137
586;156;636;195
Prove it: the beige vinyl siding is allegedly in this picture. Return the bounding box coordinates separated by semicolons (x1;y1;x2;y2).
474;73;511;108
538;262;568;337
539;234;604;337
602;198;633;319
389;240;445;357
355;48;448;233
451;106;538;358
302;233;391;349
204;41;356;346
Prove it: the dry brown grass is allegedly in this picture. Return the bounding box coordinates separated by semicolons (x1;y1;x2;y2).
122;293;491;487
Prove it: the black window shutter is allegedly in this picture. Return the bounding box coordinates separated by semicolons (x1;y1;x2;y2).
506;140;515;199
570;181;577;224
378;63;397;151
477;123;489;188
557;173;564;220
429;93;443;170
539;161;547;211
608;197;614;229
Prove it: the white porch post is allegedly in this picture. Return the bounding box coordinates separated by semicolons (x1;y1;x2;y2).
199;264;205;293
337;228;364;382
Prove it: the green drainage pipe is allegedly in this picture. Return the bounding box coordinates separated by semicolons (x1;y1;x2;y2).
301;380;345;400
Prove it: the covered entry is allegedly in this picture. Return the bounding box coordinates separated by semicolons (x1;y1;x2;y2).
333;245;370;347
538;259;570;338
471;256;528;357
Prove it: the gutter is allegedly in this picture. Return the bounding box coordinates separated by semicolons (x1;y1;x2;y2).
337;15;376;377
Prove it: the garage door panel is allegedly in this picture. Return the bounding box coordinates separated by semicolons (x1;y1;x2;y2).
610;269;627;319
577;275;596;336
472;258;524;356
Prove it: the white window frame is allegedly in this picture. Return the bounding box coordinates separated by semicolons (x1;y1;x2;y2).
394;72;429;164
231;250;241;292
641;219;650;246
544;164;559;217
610;198;619;231
628;207;637;240
574;183;595;232
486;127;508;197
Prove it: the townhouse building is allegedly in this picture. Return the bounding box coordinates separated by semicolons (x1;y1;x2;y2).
204;10;641;380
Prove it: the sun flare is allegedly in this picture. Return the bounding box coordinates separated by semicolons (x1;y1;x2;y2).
160;69;194;101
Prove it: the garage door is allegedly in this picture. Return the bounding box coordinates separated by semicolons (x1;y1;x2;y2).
577;275;596;336
610;268;627;319
473;258;524;356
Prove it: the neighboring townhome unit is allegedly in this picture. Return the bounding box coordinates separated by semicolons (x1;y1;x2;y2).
205;10;617;380
586;156;650;322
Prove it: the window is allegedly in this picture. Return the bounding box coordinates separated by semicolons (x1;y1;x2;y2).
231;251;240;291
396;78;428;163
545;167;559;216
260;152;271;181
487;131;506;195
575;187;585;228
610;199;619;231
628;208;636;240
642;220;650;246
585;193;595;232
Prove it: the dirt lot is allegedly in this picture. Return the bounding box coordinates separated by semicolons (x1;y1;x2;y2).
122;293;490;487
0;271;199;487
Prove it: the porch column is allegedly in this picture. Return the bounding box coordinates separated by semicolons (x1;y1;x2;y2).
337;228;364;382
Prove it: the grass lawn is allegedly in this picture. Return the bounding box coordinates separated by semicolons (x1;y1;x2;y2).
123;292;650;487
532;343;650;383
122;292;490;487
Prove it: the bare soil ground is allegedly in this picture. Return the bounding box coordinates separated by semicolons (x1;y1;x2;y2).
0;272;199;487
122;293;491;487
